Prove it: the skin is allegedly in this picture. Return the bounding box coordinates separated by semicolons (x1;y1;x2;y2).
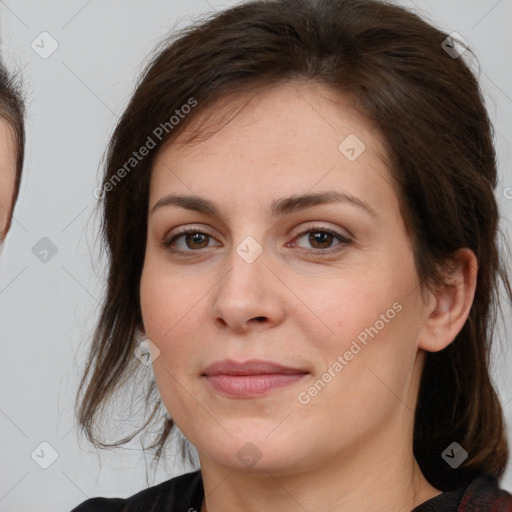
0;119;16;241
140;82;477;512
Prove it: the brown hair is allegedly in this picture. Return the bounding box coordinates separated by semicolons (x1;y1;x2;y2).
76;0;512;490
0;62;24;238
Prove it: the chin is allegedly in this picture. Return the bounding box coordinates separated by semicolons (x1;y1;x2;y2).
197;430;309;473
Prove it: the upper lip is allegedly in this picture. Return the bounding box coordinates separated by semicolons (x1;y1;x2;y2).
202;359;309;376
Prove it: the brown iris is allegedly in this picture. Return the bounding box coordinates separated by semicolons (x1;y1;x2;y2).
184;232;210;249
307;231;334;249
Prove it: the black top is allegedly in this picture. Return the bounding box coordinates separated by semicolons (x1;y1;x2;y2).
71;470;512;511
71;470;204;512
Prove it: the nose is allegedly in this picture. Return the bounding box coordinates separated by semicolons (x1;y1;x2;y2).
210;241;287;334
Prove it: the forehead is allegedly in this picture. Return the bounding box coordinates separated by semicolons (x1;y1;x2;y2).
150;82;397;215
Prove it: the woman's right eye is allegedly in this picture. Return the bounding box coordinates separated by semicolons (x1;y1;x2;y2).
164;228;220;254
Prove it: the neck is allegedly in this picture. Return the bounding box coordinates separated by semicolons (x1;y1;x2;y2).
198;423;441;512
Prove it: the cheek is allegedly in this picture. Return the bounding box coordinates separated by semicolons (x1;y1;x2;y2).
139;264;208;366
293;272;402;346
140;267;206;422
295;266;421;391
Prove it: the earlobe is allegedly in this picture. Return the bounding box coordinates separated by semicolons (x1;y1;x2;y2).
418;248;478;353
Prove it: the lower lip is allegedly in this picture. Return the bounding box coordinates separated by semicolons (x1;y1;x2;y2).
204;373;307;397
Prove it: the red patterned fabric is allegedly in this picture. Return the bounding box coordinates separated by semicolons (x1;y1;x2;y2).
414;473;512;511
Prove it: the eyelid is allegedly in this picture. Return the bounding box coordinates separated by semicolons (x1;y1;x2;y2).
163;225;219;246
291;221;353;241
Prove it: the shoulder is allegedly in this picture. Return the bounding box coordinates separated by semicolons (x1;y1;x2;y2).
415;473;512;512
69;469;203;512
459;473;512;511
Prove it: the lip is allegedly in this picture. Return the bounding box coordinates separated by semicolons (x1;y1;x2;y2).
202;358;308;376
202;359;309;398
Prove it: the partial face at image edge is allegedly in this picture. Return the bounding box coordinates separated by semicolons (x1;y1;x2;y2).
0;119;17;242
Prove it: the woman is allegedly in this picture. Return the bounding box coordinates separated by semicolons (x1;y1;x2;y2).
0;63;24;244
72;0;512;510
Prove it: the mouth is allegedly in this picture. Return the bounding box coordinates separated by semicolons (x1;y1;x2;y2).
202;359;309;398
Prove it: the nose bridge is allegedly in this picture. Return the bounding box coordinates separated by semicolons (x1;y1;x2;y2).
220;234;268;302
211;233;285;329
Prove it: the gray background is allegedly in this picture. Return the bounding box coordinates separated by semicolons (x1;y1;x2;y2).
0;1;511;511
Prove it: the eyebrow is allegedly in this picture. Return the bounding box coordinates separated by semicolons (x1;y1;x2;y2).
151;190;377;219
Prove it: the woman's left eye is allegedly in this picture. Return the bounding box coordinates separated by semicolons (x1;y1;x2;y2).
290;227;352;253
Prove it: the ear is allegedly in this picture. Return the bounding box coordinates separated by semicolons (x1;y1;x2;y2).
418;248;478;353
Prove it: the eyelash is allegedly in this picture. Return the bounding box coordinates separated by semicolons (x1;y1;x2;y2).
163;225;352;256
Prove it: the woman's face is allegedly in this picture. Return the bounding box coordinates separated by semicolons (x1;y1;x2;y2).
140;83;433;475
0;119;16;240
